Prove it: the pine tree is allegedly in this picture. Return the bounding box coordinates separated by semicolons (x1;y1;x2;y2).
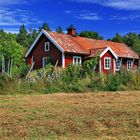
56;26;64;34
27;28;38;46
16;25;28;48
39;22;51;31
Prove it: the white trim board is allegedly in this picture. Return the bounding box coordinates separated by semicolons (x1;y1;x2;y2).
100;47;118;59
73;56;82;65
25;29;64;58
62;53;65;68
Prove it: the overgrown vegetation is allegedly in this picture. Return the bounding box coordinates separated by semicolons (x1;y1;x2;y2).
0;61;140;95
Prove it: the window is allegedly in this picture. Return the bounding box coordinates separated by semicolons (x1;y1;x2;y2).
73;56;82;65
44;42;50;51
116;59;121;71
104;57;111;69
127;60;133;70
42;57;49;68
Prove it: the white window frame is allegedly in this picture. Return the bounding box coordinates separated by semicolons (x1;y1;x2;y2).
73;56;82;65
44;42;50;52
104;57;111;70
116;59;121;71
127;60;133;71
42;57;48;68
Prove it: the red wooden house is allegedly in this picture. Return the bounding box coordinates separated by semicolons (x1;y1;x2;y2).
25;28;139;75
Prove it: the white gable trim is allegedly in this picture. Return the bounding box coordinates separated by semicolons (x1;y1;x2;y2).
100;47;118;59
25;29;64;58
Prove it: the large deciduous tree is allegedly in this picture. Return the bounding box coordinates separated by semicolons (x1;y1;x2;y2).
0;31;26;76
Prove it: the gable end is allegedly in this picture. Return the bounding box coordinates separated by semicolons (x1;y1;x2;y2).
25;29;64;58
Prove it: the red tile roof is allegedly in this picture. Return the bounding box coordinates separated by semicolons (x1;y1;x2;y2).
48;32;139;59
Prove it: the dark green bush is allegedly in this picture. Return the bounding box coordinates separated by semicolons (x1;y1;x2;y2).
105;74;120;91
61;64;82;83
87;77;103;91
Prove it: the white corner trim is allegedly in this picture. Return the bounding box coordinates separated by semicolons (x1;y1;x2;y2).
25;29;64;58
100;47;118;59
113;59;116;74
62;53;65;68
99;59;102;76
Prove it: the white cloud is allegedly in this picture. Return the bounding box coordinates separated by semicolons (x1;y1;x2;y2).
76;12;102;20
69;0;140;10
0;8;42;26
65;10;102;20
111;13;140;21
0;0;28;5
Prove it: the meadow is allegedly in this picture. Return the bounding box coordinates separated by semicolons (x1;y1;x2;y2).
0;91;140;140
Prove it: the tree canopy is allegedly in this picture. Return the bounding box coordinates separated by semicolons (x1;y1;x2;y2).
0;31;25;76
79;31;104;40
111;32;140;54
56;26;64;34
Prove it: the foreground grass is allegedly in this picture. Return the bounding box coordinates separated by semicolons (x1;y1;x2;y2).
0;91;140;140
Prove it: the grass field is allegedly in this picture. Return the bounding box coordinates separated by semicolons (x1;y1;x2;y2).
0;91;140;140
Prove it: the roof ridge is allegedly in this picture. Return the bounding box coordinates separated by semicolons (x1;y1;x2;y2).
47;31;139;59
49;31;126;45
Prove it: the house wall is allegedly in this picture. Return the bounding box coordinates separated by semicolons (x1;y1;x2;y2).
26;34;62;70
65;54;73;67
121;58;139;70
65;54;85;67
101;51;115;74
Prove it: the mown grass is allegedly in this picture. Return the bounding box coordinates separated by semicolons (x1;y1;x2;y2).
0;91;140;140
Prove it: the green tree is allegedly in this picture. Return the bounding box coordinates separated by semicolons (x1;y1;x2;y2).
79;31;103;40
111;32;140;54
112;33;123;43
0;32;25;76
16;25;28;48
56;26;64;33
28;28;38;46
39;22;51;31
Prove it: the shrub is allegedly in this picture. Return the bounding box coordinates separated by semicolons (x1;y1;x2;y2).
61;64;82;83
87;76;103;91
104;74;120;91
82;58;99;77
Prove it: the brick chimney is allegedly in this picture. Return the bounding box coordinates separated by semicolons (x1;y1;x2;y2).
67;26;76;37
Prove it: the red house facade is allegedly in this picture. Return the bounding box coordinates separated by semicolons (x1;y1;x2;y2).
25;29;139;74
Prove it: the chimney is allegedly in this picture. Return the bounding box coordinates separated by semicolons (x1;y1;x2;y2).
67;26;77;37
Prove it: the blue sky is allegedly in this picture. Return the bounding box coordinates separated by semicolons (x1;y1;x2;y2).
0;0;140;38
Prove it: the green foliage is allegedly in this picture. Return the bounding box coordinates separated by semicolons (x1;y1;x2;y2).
16;25;29;48
87;76;103;91
111;32;140;54
79;31;104;40
56;26;64;34
28;28;38;47
112;33;123;42
0;30;29;77
83;58;99;76
40;22;51;31
62;64;82;82
105;74;120;91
